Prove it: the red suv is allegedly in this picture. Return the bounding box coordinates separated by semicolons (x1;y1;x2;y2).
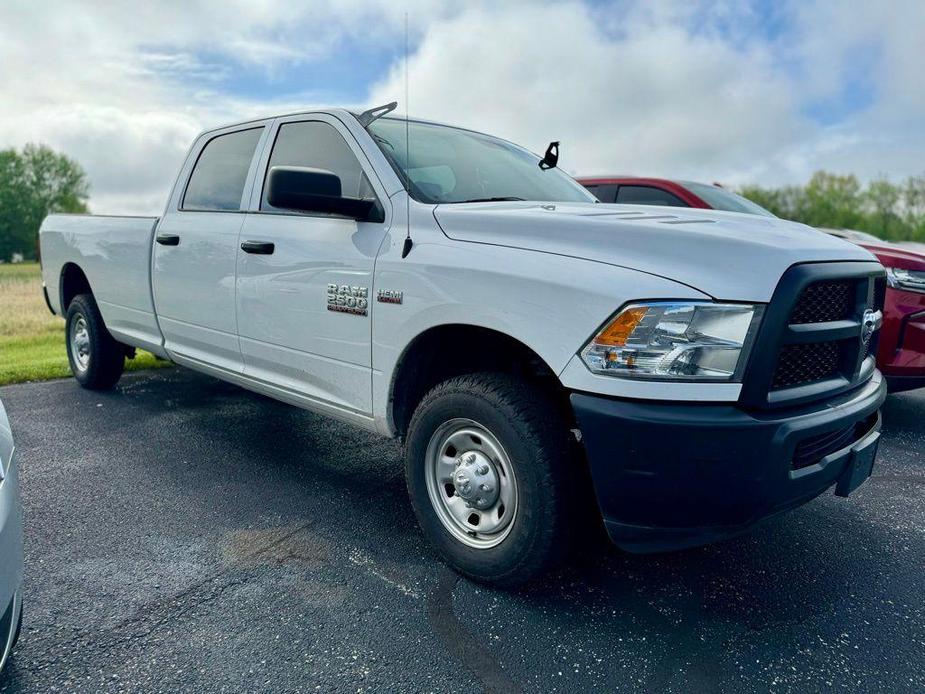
579;176;925;392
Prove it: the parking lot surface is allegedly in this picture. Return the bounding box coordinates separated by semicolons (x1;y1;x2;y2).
0;368;922;693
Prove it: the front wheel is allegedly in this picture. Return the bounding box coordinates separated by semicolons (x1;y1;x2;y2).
65;294;125;390
405;373;587;587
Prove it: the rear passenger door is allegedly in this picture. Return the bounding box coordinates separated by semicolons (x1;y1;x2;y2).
153;124;269;373
234;114;391;416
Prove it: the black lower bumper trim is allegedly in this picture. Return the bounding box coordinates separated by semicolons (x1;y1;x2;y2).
571;373;886;553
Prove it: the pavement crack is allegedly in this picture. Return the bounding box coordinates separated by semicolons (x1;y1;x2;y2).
425;567;522;694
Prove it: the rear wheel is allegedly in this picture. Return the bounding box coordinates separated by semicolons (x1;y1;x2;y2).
405;373;587;587
65;293;125;390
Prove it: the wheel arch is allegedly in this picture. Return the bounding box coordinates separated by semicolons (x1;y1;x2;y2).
388;323;570;440
59;262;93;311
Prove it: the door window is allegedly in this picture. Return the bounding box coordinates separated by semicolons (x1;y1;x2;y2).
261;121;374;211
584;183;618;202
182;128;263;211
616;185;687;207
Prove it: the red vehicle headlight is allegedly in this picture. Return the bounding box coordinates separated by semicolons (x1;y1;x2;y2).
886;267;925;294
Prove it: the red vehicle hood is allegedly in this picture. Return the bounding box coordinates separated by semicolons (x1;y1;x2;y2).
858;242;925;271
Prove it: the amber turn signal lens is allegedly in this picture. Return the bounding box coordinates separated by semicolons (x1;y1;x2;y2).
593;306;648;346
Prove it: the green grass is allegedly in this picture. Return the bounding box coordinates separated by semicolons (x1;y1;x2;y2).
0;262;170;386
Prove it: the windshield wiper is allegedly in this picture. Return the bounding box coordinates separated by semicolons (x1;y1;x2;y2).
453;196;526;203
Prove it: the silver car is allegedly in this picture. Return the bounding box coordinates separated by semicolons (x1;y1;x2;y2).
0;399;23;674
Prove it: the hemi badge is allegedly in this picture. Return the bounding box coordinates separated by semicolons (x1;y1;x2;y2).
377;289;403;304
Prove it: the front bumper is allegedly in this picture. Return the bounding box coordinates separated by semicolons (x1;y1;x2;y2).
571;372;886;553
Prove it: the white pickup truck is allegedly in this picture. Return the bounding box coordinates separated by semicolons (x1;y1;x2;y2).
40;105;887;586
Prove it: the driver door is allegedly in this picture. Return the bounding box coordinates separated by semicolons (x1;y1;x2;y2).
235;115;391;416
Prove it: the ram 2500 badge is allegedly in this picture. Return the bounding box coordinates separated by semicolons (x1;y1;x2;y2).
40;104;886;586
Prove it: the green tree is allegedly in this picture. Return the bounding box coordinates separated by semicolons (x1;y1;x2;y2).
902;175;925;240
0;144;90;261
738;171;925;243
738;183;805;220
864;177;903;240
801;172;863;229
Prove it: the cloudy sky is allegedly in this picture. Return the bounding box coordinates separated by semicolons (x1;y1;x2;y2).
1;0;922;214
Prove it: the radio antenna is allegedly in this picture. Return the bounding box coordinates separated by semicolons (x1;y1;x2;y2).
401;12;414;259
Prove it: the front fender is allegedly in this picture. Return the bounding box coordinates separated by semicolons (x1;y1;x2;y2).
370;236;707;434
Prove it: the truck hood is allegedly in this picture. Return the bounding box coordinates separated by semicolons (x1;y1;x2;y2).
433;202;878;302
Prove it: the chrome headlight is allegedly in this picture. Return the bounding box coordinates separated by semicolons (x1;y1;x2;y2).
581;302;764;381
886;267;925;294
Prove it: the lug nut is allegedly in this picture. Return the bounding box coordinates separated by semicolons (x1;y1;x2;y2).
476;464;489;475
480;483;492;492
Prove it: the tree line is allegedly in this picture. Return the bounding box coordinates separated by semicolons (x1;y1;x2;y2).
1;143;924;262
0;144;88;262
740;172;925;242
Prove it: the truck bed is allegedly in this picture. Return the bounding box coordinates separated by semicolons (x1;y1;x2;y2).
39;214;166;356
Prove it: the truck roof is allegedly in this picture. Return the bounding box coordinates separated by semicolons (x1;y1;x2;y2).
197;108;515;149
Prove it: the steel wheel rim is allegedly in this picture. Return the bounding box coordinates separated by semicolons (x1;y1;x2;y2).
424;418;518;549
70;315;90;372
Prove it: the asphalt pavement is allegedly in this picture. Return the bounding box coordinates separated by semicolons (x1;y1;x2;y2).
0;368;922;693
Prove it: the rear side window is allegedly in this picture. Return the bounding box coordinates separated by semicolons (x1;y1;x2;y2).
183;128;263;211
261;121;373;211
583;183;618;203
616;185;687;207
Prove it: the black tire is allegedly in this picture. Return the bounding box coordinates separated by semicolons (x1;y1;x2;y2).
405;373;588;587
65;293;125;390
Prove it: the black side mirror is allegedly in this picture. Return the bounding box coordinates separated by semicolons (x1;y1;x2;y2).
266;166;383;222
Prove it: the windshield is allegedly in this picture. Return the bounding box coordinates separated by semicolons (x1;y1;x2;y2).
682;181;776;217
367;118;596;204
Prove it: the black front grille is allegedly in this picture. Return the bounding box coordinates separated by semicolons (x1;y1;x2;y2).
790;280;854;324
772;341;842;389
739;262;886;410
873;276;887;312
770;278;865;391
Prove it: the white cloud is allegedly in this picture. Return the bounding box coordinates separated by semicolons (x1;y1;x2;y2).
369;1;924;188
0;0;922;213
0;0;462;213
